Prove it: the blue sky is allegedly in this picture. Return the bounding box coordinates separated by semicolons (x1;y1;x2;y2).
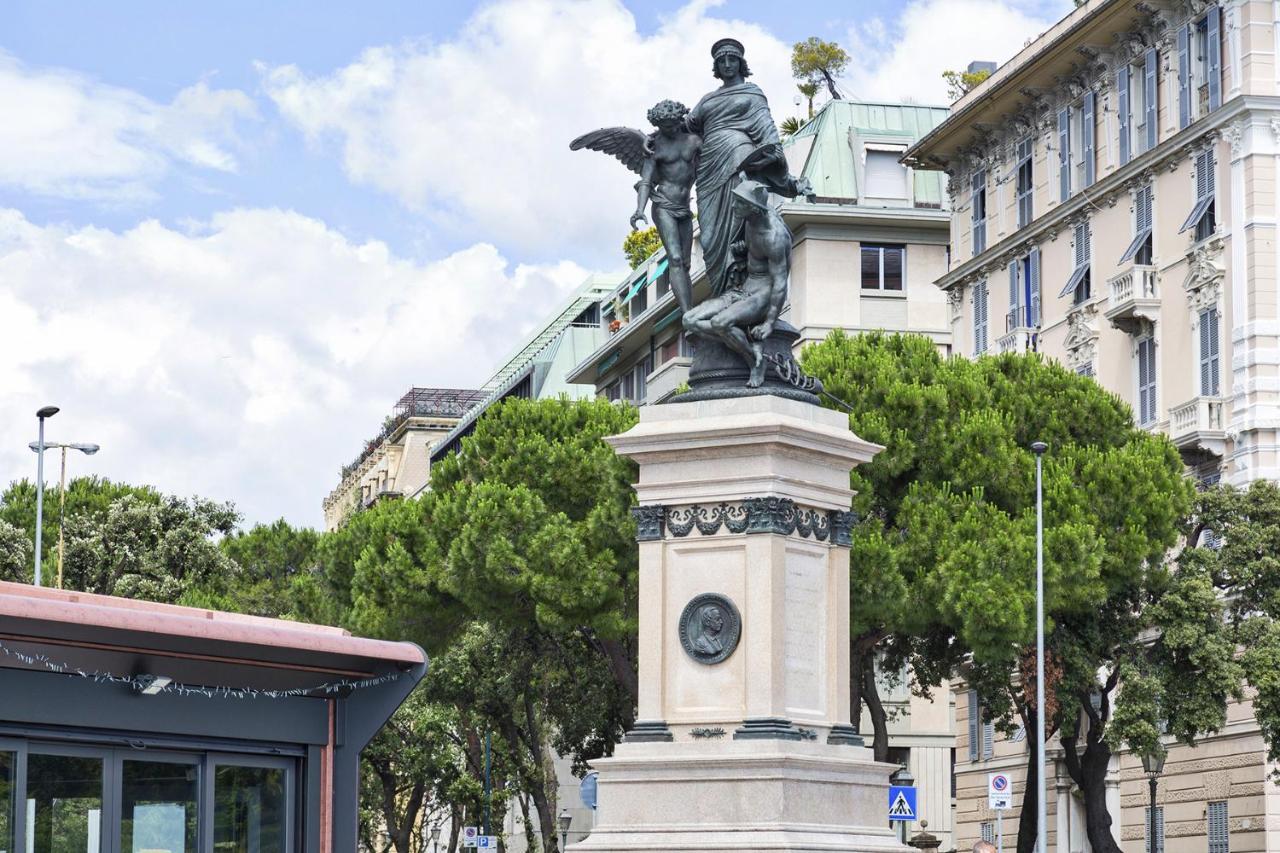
0;0;1071;526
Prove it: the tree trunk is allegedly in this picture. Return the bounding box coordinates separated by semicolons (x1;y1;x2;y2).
517;693;558;853
820;68;842;100
518;794;537;853
447;805;461;853
1061;700;1121;853
1016;742;1039;853
861;662;890;762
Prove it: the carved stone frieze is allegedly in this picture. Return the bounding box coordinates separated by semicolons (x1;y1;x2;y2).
637;498;855;545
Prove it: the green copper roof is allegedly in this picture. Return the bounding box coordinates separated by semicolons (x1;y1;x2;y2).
786;100;949;207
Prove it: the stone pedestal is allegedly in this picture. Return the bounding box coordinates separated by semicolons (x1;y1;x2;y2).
575;395;900;853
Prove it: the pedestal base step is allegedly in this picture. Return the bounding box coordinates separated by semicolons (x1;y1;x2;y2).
570;740;911;853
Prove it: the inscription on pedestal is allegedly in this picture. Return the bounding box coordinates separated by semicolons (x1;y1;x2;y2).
784;551;824;713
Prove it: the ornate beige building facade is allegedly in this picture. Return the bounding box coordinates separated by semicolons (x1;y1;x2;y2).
909;0;1280;851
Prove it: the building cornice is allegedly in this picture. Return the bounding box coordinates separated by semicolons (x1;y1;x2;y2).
935;95;1274;292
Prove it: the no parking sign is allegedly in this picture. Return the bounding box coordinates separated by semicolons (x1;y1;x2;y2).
988;772;1013;810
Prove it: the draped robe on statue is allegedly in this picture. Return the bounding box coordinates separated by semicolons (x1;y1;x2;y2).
687;81;794;295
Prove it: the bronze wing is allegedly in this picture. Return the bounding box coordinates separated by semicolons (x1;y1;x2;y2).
569;127;651;175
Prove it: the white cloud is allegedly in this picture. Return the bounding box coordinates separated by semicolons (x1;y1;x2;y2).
842;0;1069;105
0;54;257;200
258;0;801;256
0;208;587;526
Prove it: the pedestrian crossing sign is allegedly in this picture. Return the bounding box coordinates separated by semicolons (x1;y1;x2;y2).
888;785;917;821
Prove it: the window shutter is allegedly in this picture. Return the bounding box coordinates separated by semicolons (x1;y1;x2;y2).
1009;261;1021;330
968;690;980;760
1201;308;1221;395
1083;91;1096;186
974;281;989;355
1198;148;1213;200
1059;108;1071;201
1118;64;1131;165
1146;806;1165;853
1208;4;1222;111
982;719;995;759
1140;185;1153;232
1030;247;1042;327
1178;25;1191;128
1145;48;1159;150
972;169;986;254
1208;801;1229;853
1200;310;1213;395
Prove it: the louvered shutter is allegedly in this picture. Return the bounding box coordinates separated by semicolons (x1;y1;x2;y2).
1145;48;1159;150
1059;108;1071;200
1201;308;1220;395
1146;806;1165;853
982;718;995;759
1030;248;1042;327
974;281;989;355
1178;24;1192;128
1118;64;1131;165
1139;185;1153;232
1138;338;1152;423
1083;91;1096;186
1208;4;1222;111
968;690;980;760
1009;261;1021;330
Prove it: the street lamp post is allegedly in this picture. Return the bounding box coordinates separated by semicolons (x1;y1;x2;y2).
558;809;572;852
32;406;59;587
1142;748;1166;853
28;440;100;589
1031;441;1048;853
429;824;441;853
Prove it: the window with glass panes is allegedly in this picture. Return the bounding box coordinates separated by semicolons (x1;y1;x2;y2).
1208;801;1229;853
1178;7;1221;127
1120;49;1158;164
972;169;987;254
1016;138;1034;226
1122;184;1154;266
1180;147;1216;241
1008;250;1041;330
1059;222;1091;305
1200;308;1220;395
1137;336;1158;425
861;244;905;290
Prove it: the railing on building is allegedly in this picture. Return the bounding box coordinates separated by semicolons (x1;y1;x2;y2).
997;328;1037;354
1104;264;1160;334
1169;396;1228;457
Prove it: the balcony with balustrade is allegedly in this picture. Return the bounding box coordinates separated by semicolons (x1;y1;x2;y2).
1104;264;1160;334
1169;396;1228;459
997;327;1038;354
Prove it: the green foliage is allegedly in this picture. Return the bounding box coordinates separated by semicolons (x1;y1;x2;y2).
323;397;640;853
941;68;993;101
779;116;806;138
0;476;160;572
797;81;819;118
0;477;240;603
802;332;1191;770
212;519;320;617
791;37;849;101
623;226;662;269
1181;481;1280;772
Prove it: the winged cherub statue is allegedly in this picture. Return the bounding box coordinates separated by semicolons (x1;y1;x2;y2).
570;100;700;314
